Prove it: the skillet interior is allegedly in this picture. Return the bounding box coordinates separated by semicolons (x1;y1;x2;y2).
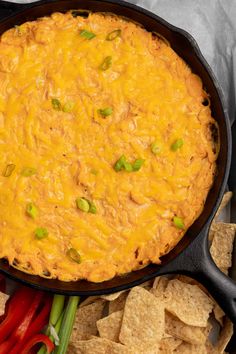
0;0;231;295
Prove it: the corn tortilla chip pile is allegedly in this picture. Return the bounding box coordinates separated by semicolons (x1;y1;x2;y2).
68;193;235;353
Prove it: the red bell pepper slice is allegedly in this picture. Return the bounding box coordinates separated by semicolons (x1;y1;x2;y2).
20;334;54;354
0;340;12;354
24;295;52;341
10;295;52;354
6;291;43;354
0;286;36;343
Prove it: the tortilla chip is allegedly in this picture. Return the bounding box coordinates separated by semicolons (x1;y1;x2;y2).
221;268;229;275
67;343;78;354
136;345;161;354
152;276;169;290
175;275;201;286
215;318;233;353
174;342;207;354
157;348;170;354
79;296;100;308
68;337;135;354
109;292;128;315
204;321;213;338
150;277;171;302
70;300;105;342
0;291;9;316
164;279;214;327
210;223;236;271
214;191;233;220
213;304;224;326
160;337;182;351
97;310;123;342
205;340;215;353
165;312;208;344
132;342;174;354
119;286;165;347
101;291;125;301
175;275;209;294
140;280;154;290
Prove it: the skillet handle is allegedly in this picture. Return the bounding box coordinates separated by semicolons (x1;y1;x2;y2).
0;1;30;20
160;223;236;324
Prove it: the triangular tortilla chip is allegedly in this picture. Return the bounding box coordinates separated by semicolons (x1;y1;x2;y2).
213;192;233;221
213;304;224;326
164;279;214;327
97;310;123;342
70;300;105;342
210;223;236;271
152;276;169;291
119;286;165;347
160;337;182;351
79;296;100;308
109;292;128;315
68;337;135;354
215;318;233;353
174;342;207;353
101;291;126;301
165;312;208;344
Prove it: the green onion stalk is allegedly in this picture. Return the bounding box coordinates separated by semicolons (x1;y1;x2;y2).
54;296;80;354
37;294;78;354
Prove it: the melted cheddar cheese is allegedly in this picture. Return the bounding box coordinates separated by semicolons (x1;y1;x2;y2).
0;11;218;282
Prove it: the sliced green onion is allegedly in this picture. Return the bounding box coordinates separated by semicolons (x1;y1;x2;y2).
114;155;127;172
114;156;144;172
52;98;62;111
54;296;80;354
151;142;161;154
54;310;65;333
106;29;121;41
123;161;133;172
98;107;113;117
63;102;75;113
54;309;65;339
43;309;65;350
2;164;15;177
35;227;48;239
76;197;90;212
26;202;38;219
76;197;97;214
80;29;96;40
49;323;60;346
37;295;65;354
90;169;98;175
66;248;81;264
171;138;184;151
88;201;97;214
21;167;37;177
99;56;112;71
132;159;145;171
173;216;185;230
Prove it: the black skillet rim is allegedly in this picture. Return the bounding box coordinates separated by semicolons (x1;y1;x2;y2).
0;0;232;295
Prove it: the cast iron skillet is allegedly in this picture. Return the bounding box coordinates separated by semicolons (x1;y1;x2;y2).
0;0;236;323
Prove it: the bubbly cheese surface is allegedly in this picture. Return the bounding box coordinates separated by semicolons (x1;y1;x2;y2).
0;11;218;282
